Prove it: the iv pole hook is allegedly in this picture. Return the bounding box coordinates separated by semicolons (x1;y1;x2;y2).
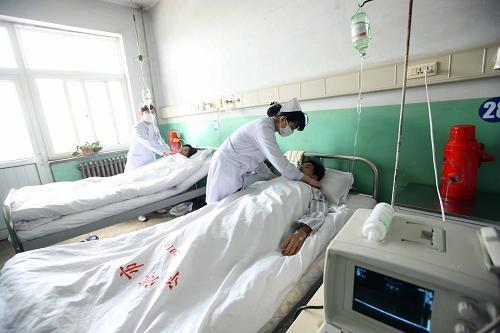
358;0;374;8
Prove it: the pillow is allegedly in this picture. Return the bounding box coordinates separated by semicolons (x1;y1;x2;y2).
189;148;215;161
320;168;354;205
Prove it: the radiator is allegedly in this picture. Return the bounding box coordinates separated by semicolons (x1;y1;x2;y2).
79;156;127;178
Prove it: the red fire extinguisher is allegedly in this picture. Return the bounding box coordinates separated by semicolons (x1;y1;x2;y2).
168;130;181;154
439;125;495;201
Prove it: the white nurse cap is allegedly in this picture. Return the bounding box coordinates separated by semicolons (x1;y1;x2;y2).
280;98;302;113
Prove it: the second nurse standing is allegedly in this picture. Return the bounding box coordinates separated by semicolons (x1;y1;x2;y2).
206;98;320;204
124;104;170;173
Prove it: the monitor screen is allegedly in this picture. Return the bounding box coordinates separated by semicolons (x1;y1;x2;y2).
353;266;434;333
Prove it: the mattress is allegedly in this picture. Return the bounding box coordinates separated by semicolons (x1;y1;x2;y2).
15;158;211;242
258;193;376;332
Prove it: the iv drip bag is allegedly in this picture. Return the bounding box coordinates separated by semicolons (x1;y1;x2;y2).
142;87;152;107
351;6;372;57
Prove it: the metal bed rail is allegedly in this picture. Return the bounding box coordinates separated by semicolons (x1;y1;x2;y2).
4;186;206;252
304;152;379;201
21;186;206;251
3;188;21;252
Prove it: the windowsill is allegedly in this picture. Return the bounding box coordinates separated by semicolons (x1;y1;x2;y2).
48;148;128;166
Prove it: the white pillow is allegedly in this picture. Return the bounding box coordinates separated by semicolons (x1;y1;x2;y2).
320;168;354;205
189;148;215;161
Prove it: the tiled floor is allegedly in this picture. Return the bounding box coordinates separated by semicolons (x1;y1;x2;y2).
0;199;205;270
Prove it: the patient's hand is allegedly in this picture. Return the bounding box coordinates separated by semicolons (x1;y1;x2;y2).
281;229;308;256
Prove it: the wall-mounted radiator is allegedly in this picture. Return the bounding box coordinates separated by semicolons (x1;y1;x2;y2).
79;156;127;178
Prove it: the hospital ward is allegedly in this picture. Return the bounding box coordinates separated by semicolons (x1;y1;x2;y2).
0;1;499;333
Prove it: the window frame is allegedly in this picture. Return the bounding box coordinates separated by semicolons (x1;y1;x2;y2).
1;20;135;160
0;21;50;171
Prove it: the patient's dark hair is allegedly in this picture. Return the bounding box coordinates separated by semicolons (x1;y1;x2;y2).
266;101;307;131
183;144;198;158
307;160;325;181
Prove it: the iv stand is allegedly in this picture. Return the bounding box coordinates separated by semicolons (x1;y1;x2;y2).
390;0;414;206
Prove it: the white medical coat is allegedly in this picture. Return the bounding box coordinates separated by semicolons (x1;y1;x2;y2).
124;121;169;172
206;117;303;203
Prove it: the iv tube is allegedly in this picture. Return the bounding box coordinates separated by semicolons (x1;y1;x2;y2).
350;1;371;173
351;56;364;174
424;71;446;222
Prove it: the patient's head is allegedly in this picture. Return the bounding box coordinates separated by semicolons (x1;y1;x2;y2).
179;144;197;158
300;160;325;181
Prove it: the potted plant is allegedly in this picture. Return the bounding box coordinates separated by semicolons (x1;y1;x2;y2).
72;141;102;157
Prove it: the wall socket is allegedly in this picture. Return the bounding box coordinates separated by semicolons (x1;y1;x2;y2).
407;61;438;79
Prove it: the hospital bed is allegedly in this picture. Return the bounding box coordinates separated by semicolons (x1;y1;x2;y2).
0;152;378;333
2;149;214;252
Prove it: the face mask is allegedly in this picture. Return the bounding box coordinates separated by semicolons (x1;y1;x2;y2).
142;113;153;123
278;118;293;137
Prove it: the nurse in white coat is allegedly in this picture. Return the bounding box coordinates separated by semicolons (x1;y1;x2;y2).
124;105;170;173
206;98;320;204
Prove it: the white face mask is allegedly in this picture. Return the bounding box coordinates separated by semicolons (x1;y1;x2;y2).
142;112;153;123
278;117;294;137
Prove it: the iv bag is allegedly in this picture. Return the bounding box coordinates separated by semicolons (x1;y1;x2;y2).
351;6;372;57
142;87;153;107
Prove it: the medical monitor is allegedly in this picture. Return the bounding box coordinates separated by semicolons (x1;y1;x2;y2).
323;209;500;333
352;266;433;333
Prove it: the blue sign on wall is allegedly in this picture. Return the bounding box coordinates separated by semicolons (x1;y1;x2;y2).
479;97;500;123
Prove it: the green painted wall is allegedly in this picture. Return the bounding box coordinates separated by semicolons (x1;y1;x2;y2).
161;97;500;203
50;151;128;182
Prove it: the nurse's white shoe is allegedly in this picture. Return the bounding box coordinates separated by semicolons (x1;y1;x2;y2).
137;215;148;222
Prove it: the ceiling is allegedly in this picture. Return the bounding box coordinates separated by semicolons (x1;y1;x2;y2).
97;0;160;10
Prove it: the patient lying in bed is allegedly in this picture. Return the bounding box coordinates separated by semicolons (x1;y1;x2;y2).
179;144;197;158
281;160;328;256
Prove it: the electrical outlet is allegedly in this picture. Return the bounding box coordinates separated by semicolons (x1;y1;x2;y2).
407;61;438;79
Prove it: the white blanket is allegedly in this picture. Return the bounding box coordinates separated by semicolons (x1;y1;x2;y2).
0;178;349;333
10;154;203;222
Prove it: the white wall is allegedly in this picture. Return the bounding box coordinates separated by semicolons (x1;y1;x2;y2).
150;0;500;107
0;0;162;115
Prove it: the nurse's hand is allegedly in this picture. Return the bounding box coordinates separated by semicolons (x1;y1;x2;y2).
302;175;321;189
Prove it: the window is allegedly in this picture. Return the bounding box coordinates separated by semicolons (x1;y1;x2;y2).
0;81;34;162
18;26;122;73
35;78;131;154
15;25;133;156
0;27;17;68
0;25;34;163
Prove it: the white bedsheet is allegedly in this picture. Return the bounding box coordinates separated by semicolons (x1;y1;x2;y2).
258;193;377;332
15;158;212;241
0;178;349;333
11;154;203;222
